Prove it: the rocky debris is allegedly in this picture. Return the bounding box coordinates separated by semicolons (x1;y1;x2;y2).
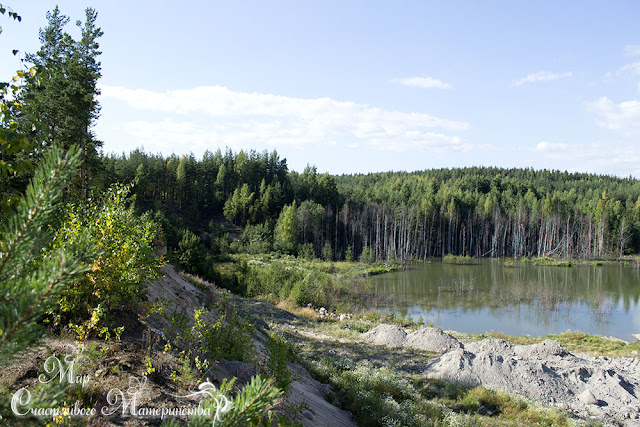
426;337;640;422
578;389;598;405
405;327;463;354
361;324;462;354
311;305;352;321
362;324;407;347
360;324;640;422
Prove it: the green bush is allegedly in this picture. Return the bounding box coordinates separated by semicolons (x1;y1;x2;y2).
265;332;295;394
345;245;353;262
360;247;374;265
504;257;516;267
290;270;336;308
177;229;204;272
298;242;315;260
322;242;333;261
171;296;254;364
442;254;476;265
239;223;272;254
54;183;163;320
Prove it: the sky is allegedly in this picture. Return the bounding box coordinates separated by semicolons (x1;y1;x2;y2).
1;1;640;176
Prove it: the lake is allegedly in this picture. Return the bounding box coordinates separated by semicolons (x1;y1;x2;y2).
366;259;640;340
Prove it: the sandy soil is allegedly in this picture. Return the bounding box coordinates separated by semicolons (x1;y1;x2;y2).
362;323;640;424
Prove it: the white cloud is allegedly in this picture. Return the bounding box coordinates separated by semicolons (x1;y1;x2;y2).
619;61;640;75
531;141;640;177
536;141;569;152
585;96;640;137
99;85;470;153
368;133;470;153
624;45;640;57
512;71;572;87
391;77;451;89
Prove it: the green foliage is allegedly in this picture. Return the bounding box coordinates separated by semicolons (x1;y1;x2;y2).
67;304;123;345
0;145;91;362
345;245;353;262
102;145;640;264
533;257;573;267
274;202;298;255
298;242;315;260
442;254;477;265
322;241;333;261
311;357;570;427
237;223;272;254
53;182;163;320
187;375;283;427
310;359;435;427
0;63;37;212
265;332;295;394
19;6;104;197
359;247;374;265
177;229;205;271
289;270;335;308
170;296;254;363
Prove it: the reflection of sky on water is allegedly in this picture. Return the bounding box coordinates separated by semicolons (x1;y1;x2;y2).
387;301;605;337
633;303;640;332
368;262;640;340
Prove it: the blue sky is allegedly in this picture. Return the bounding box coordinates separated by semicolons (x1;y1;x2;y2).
2;1;640;175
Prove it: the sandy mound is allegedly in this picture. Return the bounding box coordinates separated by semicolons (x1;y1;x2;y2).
426;338;640;422
405;327;463;354
362;324;407;347
362;324;462;354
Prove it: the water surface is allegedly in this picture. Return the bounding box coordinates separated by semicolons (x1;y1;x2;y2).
365;259;640;340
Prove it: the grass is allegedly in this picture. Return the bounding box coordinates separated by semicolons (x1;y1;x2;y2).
453;330;640;358
252;304;588;427
233;253;402;278
533;257;573;267
442;254;478;265
303;341;573;427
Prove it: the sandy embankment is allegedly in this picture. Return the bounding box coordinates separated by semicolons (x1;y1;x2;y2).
363;324;640;423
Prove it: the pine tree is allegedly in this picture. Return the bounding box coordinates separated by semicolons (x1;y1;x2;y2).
0;144;92;362
20;6;103;198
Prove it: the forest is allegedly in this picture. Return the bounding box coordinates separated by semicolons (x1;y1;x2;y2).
103;149;640;263
3;4;640;426
3;5;639;272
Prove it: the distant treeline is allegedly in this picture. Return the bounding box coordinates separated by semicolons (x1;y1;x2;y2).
103;149;640;261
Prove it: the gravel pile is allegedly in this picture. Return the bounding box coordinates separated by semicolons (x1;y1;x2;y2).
362;324;640;423
362;324;407;347
427;338;640;422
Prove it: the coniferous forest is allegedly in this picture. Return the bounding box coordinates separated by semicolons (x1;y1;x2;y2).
103;149;640;262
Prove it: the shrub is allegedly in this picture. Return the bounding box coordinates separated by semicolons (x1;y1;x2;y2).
345;245;353;262
239;223;272;254
322;242;333;261
504;257;516;267
290;270;336;308
442;254;476;265
53;183;164;321
360;247;374;265
298;242;315;260
265;332;295;394
177;229;204;272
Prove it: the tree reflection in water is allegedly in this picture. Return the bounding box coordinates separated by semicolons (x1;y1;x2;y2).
360;259;640;338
